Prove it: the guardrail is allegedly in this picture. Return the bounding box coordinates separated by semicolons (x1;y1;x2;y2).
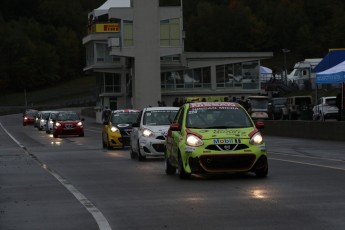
261;120;345;141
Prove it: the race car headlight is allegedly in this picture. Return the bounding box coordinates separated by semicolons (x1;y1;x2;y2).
250;132;263;145
77;122;83;127
186;134;203;147
55;122;61;127
142;129;153;137
110;126;119;132
40;119;45;122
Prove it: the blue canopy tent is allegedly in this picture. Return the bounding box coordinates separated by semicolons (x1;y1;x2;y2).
316;60;345;115
313;49;345;73
316;60;345;84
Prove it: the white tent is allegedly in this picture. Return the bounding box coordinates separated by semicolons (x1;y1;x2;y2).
260;66;272;83
92;0;131;17
260;66;272;74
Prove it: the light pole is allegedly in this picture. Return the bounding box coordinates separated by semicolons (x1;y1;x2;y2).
282;48;290;84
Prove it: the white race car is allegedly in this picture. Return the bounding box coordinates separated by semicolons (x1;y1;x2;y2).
130;107;179;161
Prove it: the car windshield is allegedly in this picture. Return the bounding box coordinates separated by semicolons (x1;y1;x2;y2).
325;98;336;106
143;110;178;125
42;112;51;119
57;113;79;121
26;111;37;116
186;106;253;129
111;112;139;124
273;98;287;105
249;99;268;109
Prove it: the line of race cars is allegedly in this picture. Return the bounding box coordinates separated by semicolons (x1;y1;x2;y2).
23;109;85;138
102;102;268;179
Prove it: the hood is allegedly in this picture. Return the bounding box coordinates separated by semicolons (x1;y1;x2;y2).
188;127;255;140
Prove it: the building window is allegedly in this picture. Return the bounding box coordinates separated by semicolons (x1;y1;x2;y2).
103;73;121;93
85;43;94;66
161;67;211;90
160;18;180;46
95;43;116;63
216;61;260;89
123;20;133;47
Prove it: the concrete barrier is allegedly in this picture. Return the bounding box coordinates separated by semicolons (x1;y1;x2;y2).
261;120;345;141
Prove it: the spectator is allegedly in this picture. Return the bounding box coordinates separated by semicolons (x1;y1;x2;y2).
173;97;179;107
239;96;250;111
102;106;111;122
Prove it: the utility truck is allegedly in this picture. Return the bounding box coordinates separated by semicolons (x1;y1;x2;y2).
287;58;322;90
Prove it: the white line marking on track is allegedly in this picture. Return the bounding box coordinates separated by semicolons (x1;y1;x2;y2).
270;157;345;171
0;122;112;230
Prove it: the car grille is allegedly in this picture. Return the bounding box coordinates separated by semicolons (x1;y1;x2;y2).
123;129;132;136
205;144;249;151
199;154;256;171
152;143;165;153
156;135;166;140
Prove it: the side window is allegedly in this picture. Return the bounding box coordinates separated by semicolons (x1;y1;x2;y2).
173;107;184;125
136;110;143;124
177;108;185;126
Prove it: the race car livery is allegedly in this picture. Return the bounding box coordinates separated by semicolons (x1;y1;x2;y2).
102;109;140;149
130;107;179;161
164;102;268;179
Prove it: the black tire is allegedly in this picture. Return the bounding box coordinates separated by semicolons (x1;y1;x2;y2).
255;158;268;178
102;133;107;148
130;148;137;159
137;141;146;161
53;133;58;138
165;156;176;175
106;135;112;150
178;153;190;179
255;167;268;178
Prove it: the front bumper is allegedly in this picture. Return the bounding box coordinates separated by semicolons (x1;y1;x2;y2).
139;137;165;157
108;132;130;147
182;141;267;173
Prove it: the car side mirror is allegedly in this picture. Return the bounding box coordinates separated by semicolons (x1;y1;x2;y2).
132;122;139;127
255;121;264;129
103;121;109;125
81;118;85;121
169;122;181;131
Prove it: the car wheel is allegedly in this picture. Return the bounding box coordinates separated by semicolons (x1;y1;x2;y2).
165;156;176;175
137;141;146;161
106;135;112;150
255;167;268;178
130;148;137;159
102;133;107;148
53;133;58;138
178;153;190;179
79;133;84;137
255;158;268;178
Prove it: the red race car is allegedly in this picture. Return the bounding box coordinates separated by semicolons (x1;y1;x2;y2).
52;111;85;138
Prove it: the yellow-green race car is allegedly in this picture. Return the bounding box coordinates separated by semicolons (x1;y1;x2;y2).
164;102;268;179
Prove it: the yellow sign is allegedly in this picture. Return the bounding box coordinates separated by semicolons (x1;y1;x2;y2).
95;23;120;33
